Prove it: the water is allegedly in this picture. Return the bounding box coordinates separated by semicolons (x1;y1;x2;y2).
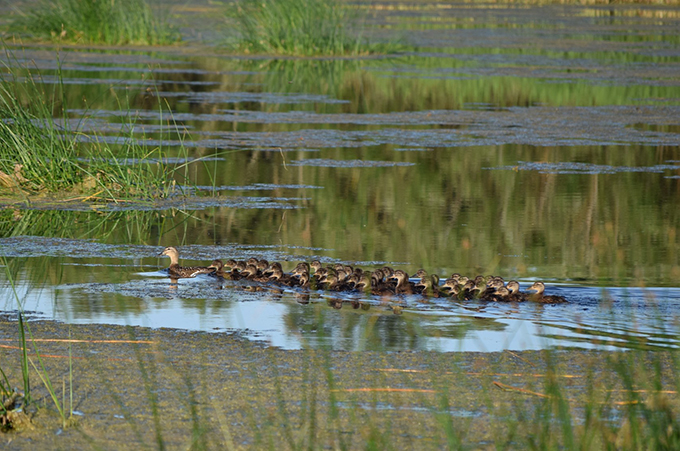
1;1;679;351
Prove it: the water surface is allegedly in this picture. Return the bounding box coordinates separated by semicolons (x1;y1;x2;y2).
1;1;679;351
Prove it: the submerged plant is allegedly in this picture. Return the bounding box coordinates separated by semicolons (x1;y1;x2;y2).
10;0;179;45
228;0;400;56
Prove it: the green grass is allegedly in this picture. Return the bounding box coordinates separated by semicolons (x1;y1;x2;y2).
10;0;179;45
0;53;192;202
228;0;402;56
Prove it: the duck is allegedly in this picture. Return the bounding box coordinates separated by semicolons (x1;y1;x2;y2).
159;246;213;280
505;281;527;302
416;274;443;297
268;268;297;286
527;282;567;303
482;286;511;302
320;273;349;291
479;278;505;299
412;268;428;279
389;270;417;295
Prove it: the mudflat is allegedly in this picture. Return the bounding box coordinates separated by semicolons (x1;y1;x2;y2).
1;317;677;449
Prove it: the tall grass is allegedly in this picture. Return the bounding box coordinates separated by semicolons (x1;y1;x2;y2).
229;0;400;56
10;0;179;46
0;52;190;202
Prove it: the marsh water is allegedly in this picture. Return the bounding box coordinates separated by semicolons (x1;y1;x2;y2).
1;1;680;352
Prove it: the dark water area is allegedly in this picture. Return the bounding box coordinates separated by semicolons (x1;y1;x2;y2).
1;1;680;352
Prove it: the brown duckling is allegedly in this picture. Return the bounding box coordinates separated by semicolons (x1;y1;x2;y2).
296;272;312;289
295;262;310;274
354;272;372;294
506;281;527;302
320;274;348;291
313;267;328;280
159;246;213;279
482;286;511;302
412;269;428;279
461;279;478;300
310;260;323;273
416;274;443;297
389;270;417;295
479;278;505;299
240;264;261;280
256;259;270;273
527;282;567;303
268;268;297;286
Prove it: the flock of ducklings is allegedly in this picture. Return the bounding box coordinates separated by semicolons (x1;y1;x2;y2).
160;246;567;303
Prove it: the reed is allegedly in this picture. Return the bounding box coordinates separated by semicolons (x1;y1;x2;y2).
0;52;190;202
229;0;402;56
10;0;179;45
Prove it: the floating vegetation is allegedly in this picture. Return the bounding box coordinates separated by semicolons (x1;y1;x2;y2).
288;158;415;168
490;161;680;175
227;0;404;56
10;0;179;45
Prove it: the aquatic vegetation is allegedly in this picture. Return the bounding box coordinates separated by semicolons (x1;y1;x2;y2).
228;0;402;56
10;0;179;45
0;57;191;202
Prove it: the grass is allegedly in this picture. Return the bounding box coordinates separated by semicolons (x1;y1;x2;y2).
0;51;195;202
0;257;73;431
10;0;179;46
228;0;403;56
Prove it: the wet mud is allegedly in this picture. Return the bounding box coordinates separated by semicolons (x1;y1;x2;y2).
1;317;679;449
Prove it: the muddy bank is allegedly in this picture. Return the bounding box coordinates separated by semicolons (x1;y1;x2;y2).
1;318;678;449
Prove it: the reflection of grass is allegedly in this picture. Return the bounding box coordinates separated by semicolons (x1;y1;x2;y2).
10;0;179;45
229;0;401;56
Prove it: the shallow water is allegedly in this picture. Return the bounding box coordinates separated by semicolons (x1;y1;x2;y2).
1;1;680;351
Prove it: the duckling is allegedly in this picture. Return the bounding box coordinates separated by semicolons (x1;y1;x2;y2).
441;278;460;295
310;260;323;273
479;278;505;299
321;274;348;291
265;261;283;276
381;267;395;281
354;272;372;294
506;281;526;302
416;274;443;297
527;282;567;303
268;268;297;286
461;279;478;300
370;270;395;296
389;270;417;295
159;246;213;279
296;272;311;289
412;268;428;279
483;286;511;302
240;264;261;280
295;262;310;274
256;259;270;273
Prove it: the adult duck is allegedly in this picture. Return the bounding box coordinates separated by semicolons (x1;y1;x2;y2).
159;246;213;280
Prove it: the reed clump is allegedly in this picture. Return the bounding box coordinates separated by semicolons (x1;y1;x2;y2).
10;0;179;45
228;0;401;56
0;58;183;202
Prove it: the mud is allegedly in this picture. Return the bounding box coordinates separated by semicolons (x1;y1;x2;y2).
1;317;678;449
